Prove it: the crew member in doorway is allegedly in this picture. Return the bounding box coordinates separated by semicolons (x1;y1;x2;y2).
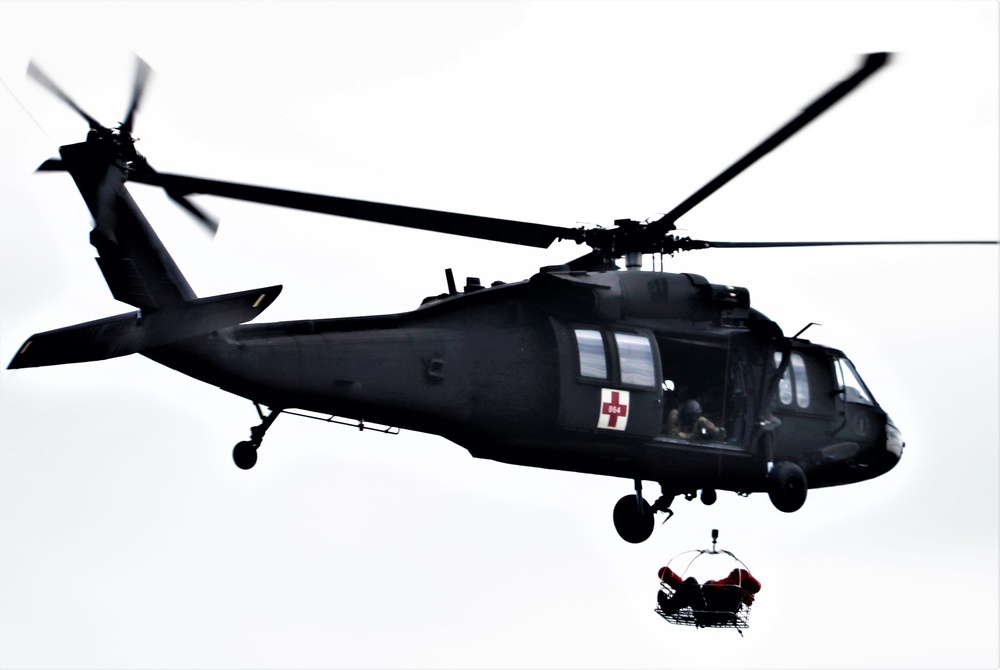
666;399;726;440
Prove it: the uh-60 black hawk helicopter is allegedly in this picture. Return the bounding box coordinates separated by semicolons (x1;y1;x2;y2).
10;53;997;543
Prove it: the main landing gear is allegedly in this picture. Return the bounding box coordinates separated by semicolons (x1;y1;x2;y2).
613;481;657;544
232;403;281;470
613;480;719;543
613;480;675;544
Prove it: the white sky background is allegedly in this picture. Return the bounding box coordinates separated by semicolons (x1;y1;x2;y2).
1;1;998;668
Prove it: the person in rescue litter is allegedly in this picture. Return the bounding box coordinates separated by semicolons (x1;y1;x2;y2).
656;565;762;618
666;399;726;440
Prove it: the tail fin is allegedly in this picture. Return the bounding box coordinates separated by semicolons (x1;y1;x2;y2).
51;140;197;310
8;285;281;369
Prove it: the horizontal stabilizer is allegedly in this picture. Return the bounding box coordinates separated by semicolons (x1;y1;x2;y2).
36;157;66;172
8;285;281;369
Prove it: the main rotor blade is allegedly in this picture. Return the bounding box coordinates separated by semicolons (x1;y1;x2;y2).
120;55;151;136
127;171;578;248
568;237;999;270
27;60;103;131
645;52;891;240
704;239;998;248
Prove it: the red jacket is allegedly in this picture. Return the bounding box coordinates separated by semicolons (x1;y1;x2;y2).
704;568;761;604
658;567;761;605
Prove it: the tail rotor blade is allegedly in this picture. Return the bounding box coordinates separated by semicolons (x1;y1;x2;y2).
120;55;151;136
27;59;104;131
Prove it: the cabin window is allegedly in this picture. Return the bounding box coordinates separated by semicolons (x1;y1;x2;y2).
614;332;657;388
575;329;607;380
774;352;810;408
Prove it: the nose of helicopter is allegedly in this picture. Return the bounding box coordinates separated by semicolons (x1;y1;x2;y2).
885;418;904;460
871;417;905;475
854;415;904;477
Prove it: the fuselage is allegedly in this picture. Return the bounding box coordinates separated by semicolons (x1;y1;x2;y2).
21;135;902;507
145;267;902;496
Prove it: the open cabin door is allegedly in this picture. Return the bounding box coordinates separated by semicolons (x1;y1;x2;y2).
655;331;760;449
553;321;663;438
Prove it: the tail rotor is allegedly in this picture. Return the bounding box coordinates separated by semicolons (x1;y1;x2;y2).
26;59;105;133
27;55;218;235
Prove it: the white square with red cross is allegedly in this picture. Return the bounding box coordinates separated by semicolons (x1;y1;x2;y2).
598;388;629;431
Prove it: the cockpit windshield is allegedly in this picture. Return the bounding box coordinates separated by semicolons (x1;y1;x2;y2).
835;357;875;406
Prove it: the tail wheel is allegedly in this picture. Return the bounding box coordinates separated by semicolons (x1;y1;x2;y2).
233;441;258;470
768;462;808;512
613;494;655;543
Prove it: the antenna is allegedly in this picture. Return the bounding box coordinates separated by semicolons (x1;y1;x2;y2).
711;528;719;553
793;322;821;339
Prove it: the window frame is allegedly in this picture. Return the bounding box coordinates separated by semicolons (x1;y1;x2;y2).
835;357;876;406
573;326;660;390
774;351;811;409
574;328;609;381
613;331;659;389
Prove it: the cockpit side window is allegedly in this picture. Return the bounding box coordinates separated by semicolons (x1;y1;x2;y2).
791;353;810;408
835;357;875;406
774;352;810;408
776;353;793;405
575;329;608;380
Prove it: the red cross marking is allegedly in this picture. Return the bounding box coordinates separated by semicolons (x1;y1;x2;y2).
601;391;628;428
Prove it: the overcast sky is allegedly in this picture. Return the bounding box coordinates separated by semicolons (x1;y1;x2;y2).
1;2;998;668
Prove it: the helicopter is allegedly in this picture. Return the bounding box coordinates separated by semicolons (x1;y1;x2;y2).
9;52;997;544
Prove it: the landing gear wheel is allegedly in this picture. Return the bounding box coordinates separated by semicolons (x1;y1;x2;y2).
232;404;282;470
613;494;655;543
700;488;718;505
233;440;258;470
768;461;808;512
